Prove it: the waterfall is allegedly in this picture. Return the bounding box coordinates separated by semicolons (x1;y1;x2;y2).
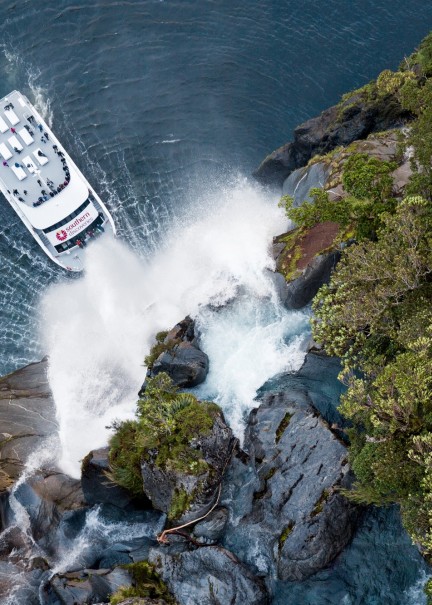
40;179;310;477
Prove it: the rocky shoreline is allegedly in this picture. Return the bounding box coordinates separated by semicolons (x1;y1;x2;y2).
1;39;431;605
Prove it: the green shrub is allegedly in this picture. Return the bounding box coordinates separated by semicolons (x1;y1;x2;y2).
144;330;174;369
342;153;396;202
109;373;220;499
280;152;397;241
307;30;432;555
402;31;432;77
425;577;432;605
110;561;176;604
279;188;351;230
108;420;143;494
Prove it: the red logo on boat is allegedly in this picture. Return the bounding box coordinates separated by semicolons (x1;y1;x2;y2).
56;229;67;241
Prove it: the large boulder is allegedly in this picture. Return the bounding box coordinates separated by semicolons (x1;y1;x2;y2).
271;129;411;309
2;472;85;560
149;545;269;605
273;222;341;309
28;472;85;513
221;372;360;581
141;411;236;523
282;162;330;205
142;318;209;392
0;359;57;483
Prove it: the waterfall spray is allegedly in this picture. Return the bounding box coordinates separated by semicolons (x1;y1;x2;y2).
41;180;309;477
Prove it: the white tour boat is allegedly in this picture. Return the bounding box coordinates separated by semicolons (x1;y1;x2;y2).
0;90;116;271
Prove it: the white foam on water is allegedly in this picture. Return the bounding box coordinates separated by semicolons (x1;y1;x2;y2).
50;506;165;576
0;436;61;605
195;298;310;438
40;179;309;477
28;77;53;128
402;570;430;605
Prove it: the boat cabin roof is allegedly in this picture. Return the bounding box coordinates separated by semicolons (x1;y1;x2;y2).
0;91;88;230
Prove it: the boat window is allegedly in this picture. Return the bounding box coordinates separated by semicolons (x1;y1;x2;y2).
42;197;91;233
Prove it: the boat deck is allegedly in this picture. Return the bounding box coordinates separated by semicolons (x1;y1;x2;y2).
0;91;70;212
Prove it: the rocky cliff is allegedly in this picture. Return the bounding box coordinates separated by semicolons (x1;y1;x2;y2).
253;86;409;187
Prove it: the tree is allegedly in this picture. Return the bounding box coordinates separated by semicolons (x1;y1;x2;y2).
312;196;432;364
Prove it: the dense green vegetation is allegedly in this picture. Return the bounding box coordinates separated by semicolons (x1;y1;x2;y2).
110;561;176;604
281;32;432;562
109;372;219;499
280;151;397;241
312;194;432;538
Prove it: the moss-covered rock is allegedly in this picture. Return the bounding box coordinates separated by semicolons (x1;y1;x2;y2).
252;30;432;189
110;562;177;605
140;405;235;522
141;317;209;391
272;125;415;310
110;373;236;523
253;88;409;187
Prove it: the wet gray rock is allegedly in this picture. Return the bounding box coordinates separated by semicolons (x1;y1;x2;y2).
81;446;144;509
41;567;131;605
141;412;236;523
265;270;289;306
221;378;359;581
14;481;62;547
268;352;345;428
0;359;58;482
282;162;330;205
284;250;341;309
1;472;85;560
143;317;209;391
115;597;172;605
192;507;229;542
149;545;269;605
28;472;85;513
97;549;132;569
0;560;46;605
0;524;34;562
253;94;408;187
